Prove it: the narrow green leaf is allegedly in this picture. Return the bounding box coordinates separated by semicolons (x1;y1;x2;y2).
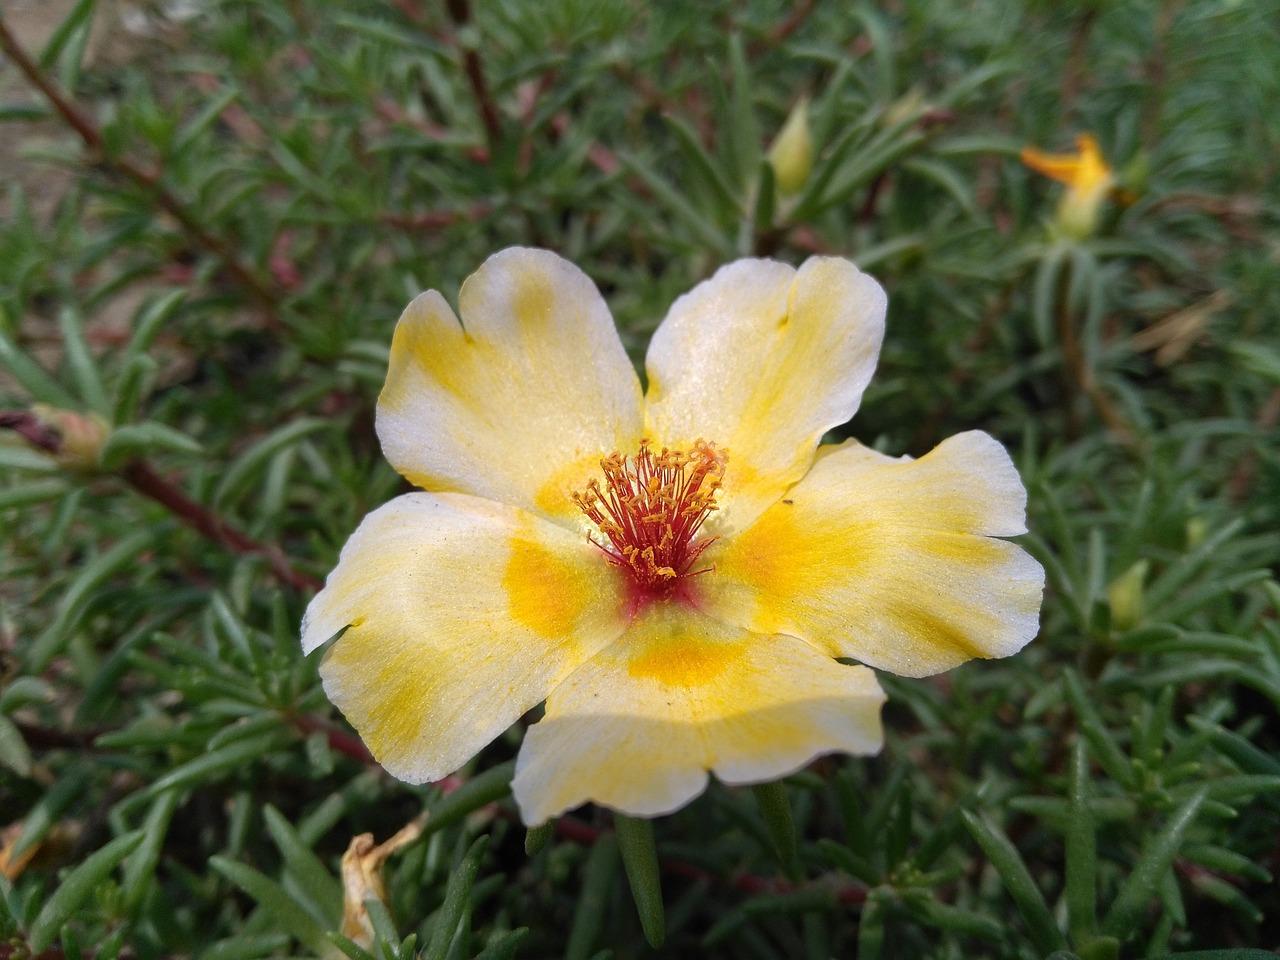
853;234;925;270
750;160;776;253
263;805;343;923
565;833;618;960
209;856;328;952
29;831;144;951
852;6;896;102
173;86;242;157
0;714;33;776
120;788;181;911
125;290;187;360
205;713;287;751
146;729;291;795
1032;243;1070;350
0;104;52;122
789;108;879;222
99;421;202;470
1063;669;1133;788
37;0;97;71
1183;844;1272;883
962;810;1065;953
422;761;514;836
213;418;329;508
1102;789;1208;938
909;894;1003;941
27;528;156;670
753;780;800;879
663;114;741;218
0;478;69;511
1066;739;1097;944
614;813;664;948
425;835;489;960
740;888;834;916
326;933;377;960
617;150;733;255
57;308;109;415
0;329;78;407
856;889;887;960
524;822;554;858
1185;718;1280;776
725;34;761;181
902;157;976;215
111;353;159;425
1144;518;1245;610
470;928;529;960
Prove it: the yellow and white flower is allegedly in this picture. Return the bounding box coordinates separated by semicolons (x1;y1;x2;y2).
301;249;1044;826
1021;133;1116;239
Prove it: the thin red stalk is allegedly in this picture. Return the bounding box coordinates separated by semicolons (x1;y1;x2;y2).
291;713;376;765
1;410;320;591
120;460;321;591
443;0;502;149
0;15;280;313
747;0;818;59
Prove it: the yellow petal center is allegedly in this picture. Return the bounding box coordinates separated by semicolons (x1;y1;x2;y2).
573;438;727;597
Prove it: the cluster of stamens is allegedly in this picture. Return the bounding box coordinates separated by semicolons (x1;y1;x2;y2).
573;439;727;593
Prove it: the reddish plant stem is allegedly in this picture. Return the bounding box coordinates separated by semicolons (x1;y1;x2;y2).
0;15;280;313
292;713;376;765
444;0;502;150
1053;261;1137;446
1059;9;1097;117
1;410;320;592
119;460;322;591
748;0;818;59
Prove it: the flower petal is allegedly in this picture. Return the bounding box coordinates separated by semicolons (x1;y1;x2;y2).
511;606;884;825
643;256;886;534
707;431;1044;677
377;248;644;524
302;492;627;783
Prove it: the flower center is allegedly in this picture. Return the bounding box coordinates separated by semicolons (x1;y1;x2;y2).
573;439;727;595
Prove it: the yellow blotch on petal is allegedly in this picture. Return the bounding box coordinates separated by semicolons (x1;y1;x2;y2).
715;502;831;634
512;268;556;332
380;293;473;416
504;535;592;638
325;643;426;761
627;637;736;688
533;450;614;519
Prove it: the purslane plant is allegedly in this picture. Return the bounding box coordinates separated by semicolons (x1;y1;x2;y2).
302;248;1045;825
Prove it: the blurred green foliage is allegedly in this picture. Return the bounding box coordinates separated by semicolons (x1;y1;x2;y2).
1;0;1278;957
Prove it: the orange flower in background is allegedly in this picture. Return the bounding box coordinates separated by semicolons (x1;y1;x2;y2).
1021;133;1116;239
302;249;1045;826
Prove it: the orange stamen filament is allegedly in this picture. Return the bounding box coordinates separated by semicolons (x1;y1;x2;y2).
573;439;727;593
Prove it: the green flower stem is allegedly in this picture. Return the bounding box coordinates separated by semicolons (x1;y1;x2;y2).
752;780;802;880
614;812;665;948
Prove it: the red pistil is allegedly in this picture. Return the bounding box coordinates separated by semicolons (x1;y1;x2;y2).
573;439;727;595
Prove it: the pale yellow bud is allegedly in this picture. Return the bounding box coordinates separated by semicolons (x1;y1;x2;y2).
767;98;813;196
31;405;111;472
1107;559;1149;632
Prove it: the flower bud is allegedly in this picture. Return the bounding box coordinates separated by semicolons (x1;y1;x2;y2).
1107;559;1149;632
31;405;111;472
1021;134;1116;241
767;98;813;197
